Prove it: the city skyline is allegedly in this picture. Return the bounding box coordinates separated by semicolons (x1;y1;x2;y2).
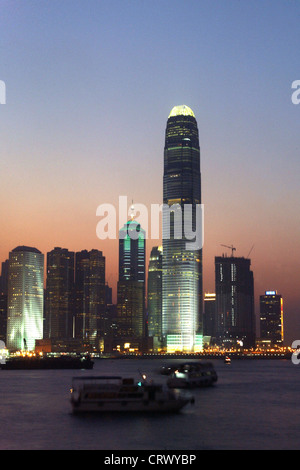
0;1;299;345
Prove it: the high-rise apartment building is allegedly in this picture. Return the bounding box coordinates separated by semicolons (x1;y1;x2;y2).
117;218;146;339
6;246;44;351
147;246;163;341
162;105;203;352
75;249;105;350
215;255;255;348
44;247;75;340
260;291;284;346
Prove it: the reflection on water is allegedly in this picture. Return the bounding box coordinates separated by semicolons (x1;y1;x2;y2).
0;358;299;450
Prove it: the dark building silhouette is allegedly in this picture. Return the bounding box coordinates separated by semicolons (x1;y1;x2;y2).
45;247;75;340
260;291;284;346
147;246;163;345
215;255;255;348
0;260;9;295
75;249;105;350
203;293;216;340
0;260;8;343
162;105;203;352
0;295;7;343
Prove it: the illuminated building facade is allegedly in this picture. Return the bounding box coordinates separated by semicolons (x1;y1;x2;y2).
215;255;255;348
117;219;146;339
6;246;44;351
44;247;75;340
162;105;203;352
147;246;163;341
260;291;284;346
75;249;105;350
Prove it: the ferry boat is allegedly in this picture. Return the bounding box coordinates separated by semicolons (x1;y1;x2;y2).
70;375;194;414
166;361;218;389
224;356;231;364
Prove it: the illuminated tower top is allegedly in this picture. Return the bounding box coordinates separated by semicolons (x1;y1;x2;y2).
168;105;195;118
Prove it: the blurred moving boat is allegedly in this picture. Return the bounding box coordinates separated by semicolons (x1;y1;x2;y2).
224;356;231;364
70;375;194;413
166;362;218;389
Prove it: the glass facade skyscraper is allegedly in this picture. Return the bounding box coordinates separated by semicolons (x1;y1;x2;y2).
117;219;146;339
6;246;44;351
162;105;203;352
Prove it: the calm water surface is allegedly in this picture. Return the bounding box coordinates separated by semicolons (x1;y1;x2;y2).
0;358;299;450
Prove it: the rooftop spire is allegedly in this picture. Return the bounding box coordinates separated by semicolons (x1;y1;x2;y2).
130;200;135;220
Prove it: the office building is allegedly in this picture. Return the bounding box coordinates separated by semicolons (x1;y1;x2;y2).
0;260;8;343
162;105;203;352
0;295;7;343
215;254;255;348
6;246;44;351
147;246;163;343
260;290;284;346
117;218;146;340
0;259;9;295
203;293;216;340
44;247;75;340
75;249;105;350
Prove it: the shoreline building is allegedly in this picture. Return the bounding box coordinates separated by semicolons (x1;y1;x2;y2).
75;249;105;351
162;105;203;353
203;293;216;345
117;217;146;345
215;254;255;348
6;246;44;351
44;247;75;341
260;290;284;346
0;260;9;343
147;246;163;349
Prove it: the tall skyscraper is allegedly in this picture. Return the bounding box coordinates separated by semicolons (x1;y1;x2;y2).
162;105;203;352
6;246;44;351
215;254;255;348
44;247;75;340
260;291;284;346
117;218;146;339
75;249;105;350
0;259;8;343
147;246;163;341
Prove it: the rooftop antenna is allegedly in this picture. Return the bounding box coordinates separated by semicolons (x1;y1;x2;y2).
130;199;135;221
221;244;236;257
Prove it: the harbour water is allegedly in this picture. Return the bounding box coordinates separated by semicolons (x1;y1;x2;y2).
0;357;299;450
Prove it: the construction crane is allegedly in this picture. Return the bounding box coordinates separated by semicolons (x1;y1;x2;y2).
221;244;236;257
247;244;254;258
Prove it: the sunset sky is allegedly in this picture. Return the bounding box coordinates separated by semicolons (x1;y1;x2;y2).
0;0;299;343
